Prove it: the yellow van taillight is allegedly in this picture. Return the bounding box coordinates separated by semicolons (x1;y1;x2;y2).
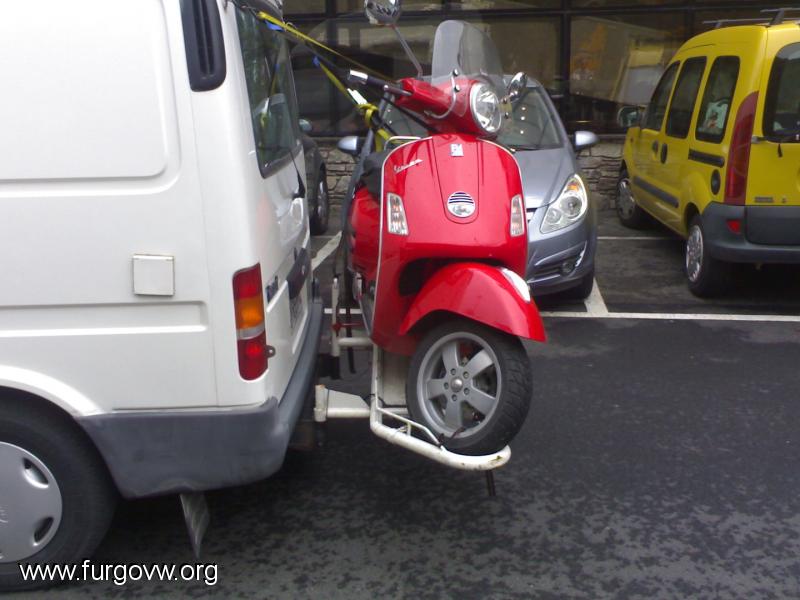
232;264;271;380
725;92;758;206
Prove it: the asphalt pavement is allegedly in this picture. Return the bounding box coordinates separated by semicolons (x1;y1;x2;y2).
11;211;800;600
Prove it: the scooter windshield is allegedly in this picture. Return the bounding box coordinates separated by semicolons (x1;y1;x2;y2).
430;20;504;91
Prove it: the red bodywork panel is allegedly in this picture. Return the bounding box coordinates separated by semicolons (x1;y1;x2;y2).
399;263;546;342
349;134;540;355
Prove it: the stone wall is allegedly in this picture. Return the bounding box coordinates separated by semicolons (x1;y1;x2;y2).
316;137;625;211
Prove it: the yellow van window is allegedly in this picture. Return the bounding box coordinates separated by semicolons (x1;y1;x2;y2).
666;57;706;139
695;56;740;144
642;62;680;131
764;43;800;143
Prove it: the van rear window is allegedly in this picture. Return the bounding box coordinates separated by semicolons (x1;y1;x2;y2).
695;57;739;144
764;43;800;143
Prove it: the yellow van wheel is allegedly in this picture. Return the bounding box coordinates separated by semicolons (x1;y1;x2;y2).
686;215;732;297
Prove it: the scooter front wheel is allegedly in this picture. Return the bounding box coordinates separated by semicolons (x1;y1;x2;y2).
406;320;532;456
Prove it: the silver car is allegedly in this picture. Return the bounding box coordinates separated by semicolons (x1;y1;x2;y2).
367;76;599;299
499;78;599;300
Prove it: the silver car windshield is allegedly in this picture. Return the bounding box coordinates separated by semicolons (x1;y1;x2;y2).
497;86;563;150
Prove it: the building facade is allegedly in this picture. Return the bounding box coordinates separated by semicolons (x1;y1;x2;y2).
286;1;787;207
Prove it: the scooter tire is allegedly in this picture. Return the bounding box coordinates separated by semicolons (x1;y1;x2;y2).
406;320;532;456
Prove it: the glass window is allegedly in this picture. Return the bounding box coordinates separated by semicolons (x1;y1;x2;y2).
569;14;685;133
695;56;739;143
236;10;301;174
642;62;679;131
498;86;563;149
764;43;800;142
665;57;706;138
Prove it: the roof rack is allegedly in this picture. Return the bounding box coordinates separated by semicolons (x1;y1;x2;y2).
703;7;800;29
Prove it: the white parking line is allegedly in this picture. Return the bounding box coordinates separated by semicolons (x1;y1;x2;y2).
598;236;674;241
311;232;342;271
583;279;609;316
541;310;800;323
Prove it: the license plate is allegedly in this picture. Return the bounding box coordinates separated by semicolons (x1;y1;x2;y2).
289;291;304;331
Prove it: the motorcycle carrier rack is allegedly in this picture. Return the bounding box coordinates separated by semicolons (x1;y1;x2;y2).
314;277;511;472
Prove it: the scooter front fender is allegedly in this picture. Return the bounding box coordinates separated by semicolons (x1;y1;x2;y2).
398;263;546;342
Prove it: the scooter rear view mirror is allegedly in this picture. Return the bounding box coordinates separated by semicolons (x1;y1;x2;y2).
337;135;364;158
364;0;402;25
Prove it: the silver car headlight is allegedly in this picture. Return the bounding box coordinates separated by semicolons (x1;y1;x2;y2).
470;82;502;135
540;175;588;234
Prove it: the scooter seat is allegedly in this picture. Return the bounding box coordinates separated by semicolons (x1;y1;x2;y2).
359;150;390;199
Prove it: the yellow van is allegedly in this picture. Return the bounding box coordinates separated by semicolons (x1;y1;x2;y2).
617;9;800;296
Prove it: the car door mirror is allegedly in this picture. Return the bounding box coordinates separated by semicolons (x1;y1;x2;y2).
617;106;643;129
572;130;599;153
506;72;528;102
337;135;363;158
298;119;313;134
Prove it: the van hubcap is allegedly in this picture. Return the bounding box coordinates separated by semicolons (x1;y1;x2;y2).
0;442;62;563
686;225;704;283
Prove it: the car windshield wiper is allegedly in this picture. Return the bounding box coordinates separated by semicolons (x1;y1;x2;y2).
510;144;542;151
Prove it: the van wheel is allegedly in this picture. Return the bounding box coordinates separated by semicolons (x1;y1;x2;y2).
309;169;330;236
616;169;649;229
406;321;532;456
686;215;731;297
0;401;116;591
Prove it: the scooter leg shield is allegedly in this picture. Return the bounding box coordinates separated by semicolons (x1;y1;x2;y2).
398;263;546;342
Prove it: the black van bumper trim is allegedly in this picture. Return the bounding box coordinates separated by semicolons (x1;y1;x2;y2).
688;149;725;168
702;203;800;263
632;176;679;208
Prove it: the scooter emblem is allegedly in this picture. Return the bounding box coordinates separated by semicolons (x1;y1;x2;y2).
447;191;476;218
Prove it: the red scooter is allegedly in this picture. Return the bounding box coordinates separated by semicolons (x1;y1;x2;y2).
334;14;545;456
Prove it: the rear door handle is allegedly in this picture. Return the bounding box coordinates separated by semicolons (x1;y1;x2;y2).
660;144;668;163
651;141;659;153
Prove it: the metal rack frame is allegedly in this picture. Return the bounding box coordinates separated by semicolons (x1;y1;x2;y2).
314;278;511;472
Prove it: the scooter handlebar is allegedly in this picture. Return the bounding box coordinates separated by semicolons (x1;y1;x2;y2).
346;70;410;97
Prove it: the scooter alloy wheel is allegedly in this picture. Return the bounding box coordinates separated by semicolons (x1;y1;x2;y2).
406;320;532;456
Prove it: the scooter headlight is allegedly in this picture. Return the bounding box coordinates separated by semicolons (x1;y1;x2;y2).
386;193;409;235
540;175;588;234
470;82;502;135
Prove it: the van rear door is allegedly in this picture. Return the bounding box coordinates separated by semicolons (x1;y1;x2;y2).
233;8;310;402
746;31;800;243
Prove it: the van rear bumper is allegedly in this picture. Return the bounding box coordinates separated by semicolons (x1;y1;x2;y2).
703;203;800;264
78;289;324;499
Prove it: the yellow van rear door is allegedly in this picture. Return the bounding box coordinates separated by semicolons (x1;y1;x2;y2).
748;31;800;208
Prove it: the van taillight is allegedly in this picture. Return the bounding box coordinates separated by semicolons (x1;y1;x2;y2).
233;264;269;380
724;92;758;206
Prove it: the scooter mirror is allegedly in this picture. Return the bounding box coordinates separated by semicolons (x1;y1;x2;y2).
337;135;363;158
507;72;528;102
364;0;402;26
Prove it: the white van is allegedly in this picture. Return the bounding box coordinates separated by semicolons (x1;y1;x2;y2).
0;0;322;588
